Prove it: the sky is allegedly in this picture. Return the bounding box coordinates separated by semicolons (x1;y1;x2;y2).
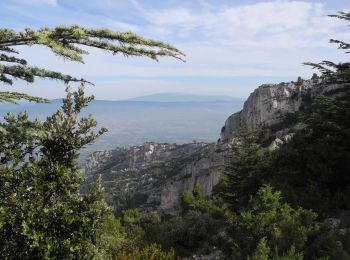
0;0;349;100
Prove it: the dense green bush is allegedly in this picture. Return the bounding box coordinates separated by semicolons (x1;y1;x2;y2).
226;185;349;259
0;25;183;258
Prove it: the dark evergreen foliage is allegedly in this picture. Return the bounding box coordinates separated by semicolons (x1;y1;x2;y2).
269;96;350;216
0;25;183;258
2;9;350;260
218;127;272;212
0;87;110;258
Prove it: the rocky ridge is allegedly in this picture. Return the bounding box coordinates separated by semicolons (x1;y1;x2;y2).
84;78;350;214
85;142;228;215
220;78;349;141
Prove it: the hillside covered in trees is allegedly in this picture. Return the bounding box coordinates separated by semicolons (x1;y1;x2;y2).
1;7;350;260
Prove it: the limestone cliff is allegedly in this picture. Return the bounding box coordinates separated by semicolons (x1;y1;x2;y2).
220;79;349;141
85;142;229;215
84;78;350;214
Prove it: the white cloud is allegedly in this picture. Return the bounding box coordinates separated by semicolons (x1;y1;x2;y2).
249;1;312;29
129;1;343;49
150;8;198;26
216;1;314;33
101;18;139;32
3;0;348;99
10;0;348;81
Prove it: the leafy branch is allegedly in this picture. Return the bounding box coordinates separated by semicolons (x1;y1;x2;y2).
0;25;185;103
304;12;350;83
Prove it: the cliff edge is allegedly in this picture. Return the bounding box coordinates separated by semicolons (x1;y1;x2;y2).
85;78;350;214
220;78;349;141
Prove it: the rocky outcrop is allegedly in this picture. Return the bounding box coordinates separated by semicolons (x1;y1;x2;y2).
85;142;229;215
85;78;350;214
220;79;350;141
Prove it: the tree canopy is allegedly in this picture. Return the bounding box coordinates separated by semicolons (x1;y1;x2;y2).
0;25;185;103
0;25;184;258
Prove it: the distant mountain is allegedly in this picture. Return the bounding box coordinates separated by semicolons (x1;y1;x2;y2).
127;93;244;102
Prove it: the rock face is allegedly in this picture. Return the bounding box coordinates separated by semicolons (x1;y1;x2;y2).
220;79;350;141
85;142;229;215
85;78;350;214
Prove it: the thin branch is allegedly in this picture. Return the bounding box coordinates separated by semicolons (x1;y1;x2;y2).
0;91;51;104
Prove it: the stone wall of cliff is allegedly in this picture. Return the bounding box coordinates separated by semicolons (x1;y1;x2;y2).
220;79;350;141
84;142;229;215
85;78;350;215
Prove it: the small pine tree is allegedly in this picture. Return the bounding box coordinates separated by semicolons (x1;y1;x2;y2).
220;127;271;212
252;238;270;260
311;73;319;82
192;182;203;200
296;76;304;86
182;191;194;211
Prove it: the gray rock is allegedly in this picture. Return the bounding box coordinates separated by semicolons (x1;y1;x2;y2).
84;79;350;214
84;142;230;215
220;80;350;141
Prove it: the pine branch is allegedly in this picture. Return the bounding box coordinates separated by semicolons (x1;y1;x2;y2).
0;26;185;62
328;11;350;22
330;39;350;52
0;73;13;84
328;12;350;53
0;25;185;96
304;61;350;83
0;46;18;54
0;54;27;65
0;91;50;104
304;11;350;84
0;64;93;85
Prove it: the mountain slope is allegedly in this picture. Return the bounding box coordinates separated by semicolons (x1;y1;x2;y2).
84;78;350;215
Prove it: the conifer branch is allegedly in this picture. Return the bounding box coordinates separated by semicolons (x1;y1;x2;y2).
0;54;27;65
0;25;185;100
304;11;350;83
0;26;185;62
0;91;50;104
328;11;350;22
0;64;92;85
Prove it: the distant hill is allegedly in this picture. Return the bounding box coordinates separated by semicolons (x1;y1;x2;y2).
127;93;244;102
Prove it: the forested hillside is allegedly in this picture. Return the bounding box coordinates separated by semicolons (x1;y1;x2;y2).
1;8;350;260
83;12;350;259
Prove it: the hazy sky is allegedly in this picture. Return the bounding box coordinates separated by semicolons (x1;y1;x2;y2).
0;0;349;100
